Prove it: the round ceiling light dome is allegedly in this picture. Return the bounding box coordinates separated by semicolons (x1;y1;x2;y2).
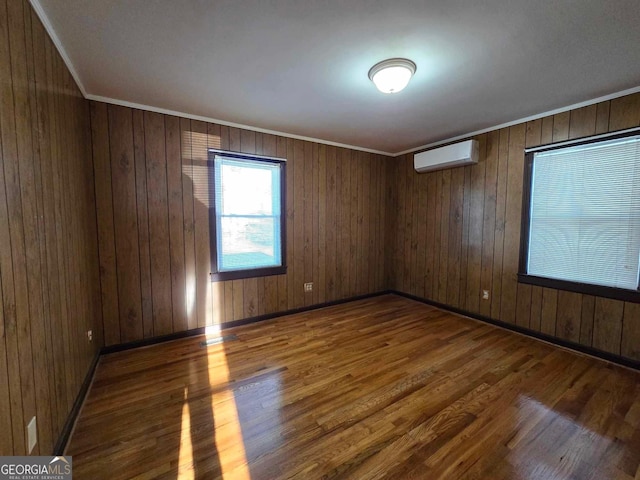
368;58;416;94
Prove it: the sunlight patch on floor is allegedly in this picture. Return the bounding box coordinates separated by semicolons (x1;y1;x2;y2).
209;348;251;479
177;388;195;480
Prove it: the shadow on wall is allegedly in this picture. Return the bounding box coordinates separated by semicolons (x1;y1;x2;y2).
182;127;219;329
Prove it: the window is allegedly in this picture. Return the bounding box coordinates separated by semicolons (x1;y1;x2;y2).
209;150;286;281
519;130;640;303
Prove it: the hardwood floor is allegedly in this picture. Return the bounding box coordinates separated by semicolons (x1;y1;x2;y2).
66;295;640;479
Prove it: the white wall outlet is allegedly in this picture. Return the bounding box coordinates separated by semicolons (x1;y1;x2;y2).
482;290;490;300
87;330;93;342
27;416;37;453
304;282;313;292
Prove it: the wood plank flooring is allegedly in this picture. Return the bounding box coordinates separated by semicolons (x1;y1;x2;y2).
66;295;640;479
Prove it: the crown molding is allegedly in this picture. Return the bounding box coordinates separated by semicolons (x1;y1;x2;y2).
393;85;640;157
85;94;393;155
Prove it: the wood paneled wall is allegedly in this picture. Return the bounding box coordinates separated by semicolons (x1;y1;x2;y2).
386;92;640;362
0;0;102;455
90;102;389;346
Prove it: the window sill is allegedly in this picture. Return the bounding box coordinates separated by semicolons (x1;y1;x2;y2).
517;274;640;303
211;265;286;282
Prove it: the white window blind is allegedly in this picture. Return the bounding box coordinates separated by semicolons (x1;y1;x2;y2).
214;156;282;272
527;135;640;291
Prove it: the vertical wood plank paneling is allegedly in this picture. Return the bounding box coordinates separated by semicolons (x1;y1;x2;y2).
360;152;371;296
336;147;347;296
437;169;451;303
310;143;319;303
45;37;71;427
579;295;596;347
595;102;611;134
191;120;211;327
109;106;143;342
21;1;53;450
349;150;359;297
556;291;582;342
465;135;486;313
500;125;525;325
375;156;383;291
568;105;597;139
165;116;187;332
223;281;234;322
384;159;396;289
317;144;327;303
479;130;499;317
408;156;419;297
609;95;640;130
91;103;119;345
242;278;257;318
400;159;410;293
403;157;412;293
432;170;443;300
303;141;313;305
325;145;337;300
28;13;59;436
144;112;172;336
621;303;640;361
371;156;379;291
391;157;407;292
1;0;37;453
57;53;78;397
132;109;153;339
232;279;244;321
593;298;623;355
0;0;25;450
377;156;386;290
30;12;60;437
490;128;509;319
447;166;464;307
458;166;471;308
339;148;351;298
180;118;197;330
0;0;102;455
414;158;427;297
424;172;437;298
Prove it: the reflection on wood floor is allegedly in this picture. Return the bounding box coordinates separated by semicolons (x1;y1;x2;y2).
66;294;640;479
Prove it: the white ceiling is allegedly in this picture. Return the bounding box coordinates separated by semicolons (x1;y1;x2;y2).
34;0;640;155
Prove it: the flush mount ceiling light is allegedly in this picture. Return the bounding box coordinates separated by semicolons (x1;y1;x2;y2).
368;58;417;94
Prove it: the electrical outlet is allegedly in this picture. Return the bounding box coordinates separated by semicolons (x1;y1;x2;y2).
87;330;93;342
27;416;37;453
304;282;313;292
482;290;490;300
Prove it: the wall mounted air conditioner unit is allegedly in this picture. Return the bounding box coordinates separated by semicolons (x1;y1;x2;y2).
413;139;479;173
